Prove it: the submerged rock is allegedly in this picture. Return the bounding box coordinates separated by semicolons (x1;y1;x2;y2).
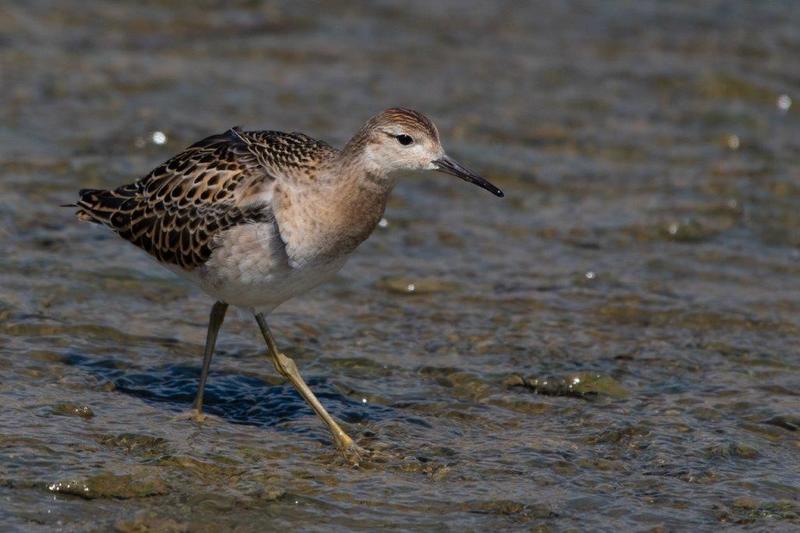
51;402;94;419
96;433;168;456
48;471;168;499
705;442;759;460
504;372;628;399
377;276;459;295
587;424;651;445
717;498;800;524
661;219;718;243
763;415;800;432
464;499;557;520
115;515;188;533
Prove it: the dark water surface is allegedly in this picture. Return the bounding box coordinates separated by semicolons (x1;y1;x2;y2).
2;1;799;530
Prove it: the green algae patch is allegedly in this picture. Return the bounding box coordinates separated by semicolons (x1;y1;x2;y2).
716;499;800;525
705;442;760;460
697;73;776;103
48;471;169;499
115;515;189;533
489;397;552;415
95;433;169;456
587;424;651;445
157;455;243;484
660;219;718;243
505;373;628;399
464;499;557;520
419;366;493;401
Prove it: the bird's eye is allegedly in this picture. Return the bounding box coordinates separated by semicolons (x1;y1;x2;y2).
396;134;414;146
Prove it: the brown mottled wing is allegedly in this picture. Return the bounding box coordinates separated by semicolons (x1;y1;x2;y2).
75;128;275;270
237;130;338;174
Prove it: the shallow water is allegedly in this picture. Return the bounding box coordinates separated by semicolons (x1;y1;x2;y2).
2;0;800;530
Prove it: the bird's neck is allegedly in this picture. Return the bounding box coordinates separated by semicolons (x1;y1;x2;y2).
323;160;395;250
274;159;394;266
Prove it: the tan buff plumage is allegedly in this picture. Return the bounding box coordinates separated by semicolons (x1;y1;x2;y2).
75;127;336;270
71;107;502;464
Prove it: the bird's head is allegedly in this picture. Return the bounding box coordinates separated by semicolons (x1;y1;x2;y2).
344;107;504;197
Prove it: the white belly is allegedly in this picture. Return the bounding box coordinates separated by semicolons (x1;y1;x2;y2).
170;222;348;313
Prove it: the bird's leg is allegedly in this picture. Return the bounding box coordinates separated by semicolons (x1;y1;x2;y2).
254;313;368;465
188;301;228;422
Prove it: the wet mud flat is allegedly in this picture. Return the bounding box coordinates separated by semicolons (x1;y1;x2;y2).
1;0;800;530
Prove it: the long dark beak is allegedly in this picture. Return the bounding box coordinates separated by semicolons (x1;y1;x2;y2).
433;156;504;198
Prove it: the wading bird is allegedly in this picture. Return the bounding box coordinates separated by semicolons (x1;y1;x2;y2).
70;108;503;463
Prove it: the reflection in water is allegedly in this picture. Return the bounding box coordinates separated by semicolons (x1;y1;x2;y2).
63;354;383;429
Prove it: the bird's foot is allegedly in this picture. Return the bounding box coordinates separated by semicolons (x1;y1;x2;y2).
334;435;394;467
173;409;219;424
338;440;373;466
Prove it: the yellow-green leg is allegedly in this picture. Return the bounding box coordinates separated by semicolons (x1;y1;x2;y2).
254;312;368;465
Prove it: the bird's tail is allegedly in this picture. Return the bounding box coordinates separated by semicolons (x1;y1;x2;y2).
68;188;122;224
